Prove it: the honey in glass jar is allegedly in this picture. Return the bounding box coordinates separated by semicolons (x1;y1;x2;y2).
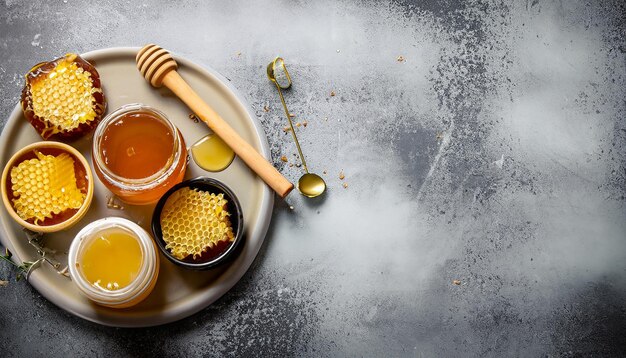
92;104;187;205
68;217;159;308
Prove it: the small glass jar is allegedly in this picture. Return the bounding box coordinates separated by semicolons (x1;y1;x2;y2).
68;217;159;308
92;103;187;205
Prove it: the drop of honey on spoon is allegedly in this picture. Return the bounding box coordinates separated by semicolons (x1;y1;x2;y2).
191;134;235;172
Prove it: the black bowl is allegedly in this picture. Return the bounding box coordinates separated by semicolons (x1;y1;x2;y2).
151;177;244;270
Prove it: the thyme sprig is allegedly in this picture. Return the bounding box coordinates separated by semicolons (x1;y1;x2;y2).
0;229;70;283
0;247;43;281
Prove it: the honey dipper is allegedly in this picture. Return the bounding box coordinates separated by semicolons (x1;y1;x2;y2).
136;44;294;198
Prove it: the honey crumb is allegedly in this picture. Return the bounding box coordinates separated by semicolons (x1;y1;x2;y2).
280;156;288;162
303;121;308;127
453;280;461;285
289;163;294;167
397;55;405;62
330;91;336;97
339;171;345;180
58;266;70;277
106;196;124;210
296;122;301;127
342;182;348;189
283;126;291;132
289;113;295;118
263;105;270;112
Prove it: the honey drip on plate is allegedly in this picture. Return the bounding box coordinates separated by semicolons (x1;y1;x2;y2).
190;134;235;172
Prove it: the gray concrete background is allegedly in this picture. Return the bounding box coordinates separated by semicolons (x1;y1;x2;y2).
1;0;625;356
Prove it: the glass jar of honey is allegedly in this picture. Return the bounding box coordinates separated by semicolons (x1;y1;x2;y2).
92;104;187;205
68;217;159;308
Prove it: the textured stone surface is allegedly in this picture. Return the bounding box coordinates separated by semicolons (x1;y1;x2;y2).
1;0;625;356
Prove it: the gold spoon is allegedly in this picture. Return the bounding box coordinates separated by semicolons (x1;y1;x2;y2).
267;57;326;198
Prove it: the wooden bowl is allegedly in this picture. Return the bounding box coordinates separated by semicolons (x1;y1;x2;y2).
1;141;94;233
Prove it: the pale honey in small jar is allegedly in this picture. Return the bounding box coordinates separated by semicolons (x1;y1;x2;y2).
92;104;187;205
68;217;159;308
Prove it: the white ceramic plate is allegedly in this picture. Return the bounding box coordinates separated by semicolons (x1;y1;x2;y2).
0;48;273;327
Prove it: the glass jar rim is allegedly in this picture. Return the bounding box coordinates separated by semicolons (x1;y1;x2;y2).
92;103;182;189
68;217;157;305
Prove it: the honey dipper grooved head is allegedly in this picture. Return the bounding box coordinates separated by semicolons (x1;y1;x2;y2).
136;44;178;87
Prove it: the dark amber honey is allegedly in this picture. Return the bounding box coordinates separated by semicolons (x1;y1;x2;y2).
93;105;187;205
100;112;175;179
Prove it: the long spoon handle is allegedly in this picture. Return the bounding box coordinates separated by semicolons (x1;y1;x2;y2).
273;83;309;174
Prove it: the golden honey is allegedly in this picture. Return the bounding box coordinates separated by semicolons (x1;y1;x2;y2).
92;104;187;205
79;228;142;291
191;134;235;172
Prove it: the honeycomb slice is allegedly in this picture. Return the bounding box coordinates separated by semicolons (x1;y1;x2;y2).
10;151;86;224
160;187;235;260
21;53;106;140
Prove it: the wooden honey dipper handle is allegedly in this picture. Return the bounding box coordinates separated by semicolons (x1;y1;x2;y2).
136;44;294;198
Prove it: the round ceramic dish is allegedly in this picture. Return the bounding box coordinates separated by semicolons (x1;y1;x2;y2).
151;177;245;270
0;141;94;233
0;48;274;327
